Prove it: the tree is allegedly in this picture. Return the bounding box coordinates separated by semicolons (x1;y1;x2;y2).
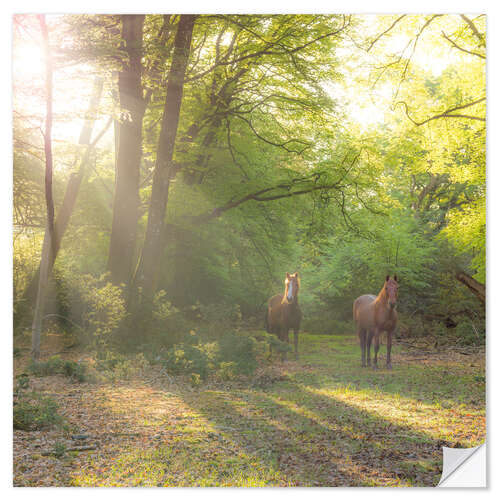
134;15;197;298
107;15;146;286
31;14;55;360
20;77;104;311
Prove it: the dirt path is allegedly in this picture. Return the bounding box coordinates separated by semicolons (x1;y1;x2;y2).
13;334;485;486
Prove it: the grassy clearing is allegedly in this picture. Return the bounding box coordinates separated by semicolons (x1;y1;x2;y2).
13;333;485;487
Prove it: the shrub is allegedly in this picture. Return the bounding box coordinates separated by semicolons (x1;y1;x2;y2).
28;355;88;382
51;270;127;348
28;355;65;376
95;351;150;381
53;442;67;458
217;332;259;375
125;290;185;349
455;319;484;346
15;373;30;392
62;360;87;382
217;361;238;381
163;343;214;380
14;392;63;431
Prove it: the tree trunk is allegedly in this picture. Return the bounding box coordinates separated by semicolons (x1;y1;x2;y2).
32;14;54;360
135;15;196;298
16;77;104;324
456;271;485;304
107;15;146;286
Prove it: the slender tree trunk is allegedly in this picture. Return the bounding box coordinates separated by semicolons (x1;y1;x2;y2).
17;78;104;321
456;271;485;304
107;15;146;286
31;14;54;360
135;15;196;298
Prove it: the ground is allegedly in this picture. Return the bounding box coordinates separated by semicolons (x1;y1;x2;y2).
13;332;485;487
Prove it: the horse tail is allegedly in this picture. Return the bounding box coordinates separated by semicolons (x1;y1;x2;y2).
264;306;270;333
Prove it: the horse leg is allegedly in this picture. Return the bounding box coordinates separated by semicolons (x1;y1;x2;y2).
386;329;393;369
373;331;380;369
284;328;290;361
366;330;374;367
293;328;299;360
357;326;366;367
280;327;289;361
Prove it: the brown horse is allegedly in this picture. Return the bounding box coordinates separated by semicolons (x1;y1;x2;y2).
353;275;398;369
265;272;302;359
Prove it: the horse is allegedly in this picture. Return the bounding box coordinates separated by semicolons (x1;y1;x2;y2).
353;275;398;369
265;272;302;359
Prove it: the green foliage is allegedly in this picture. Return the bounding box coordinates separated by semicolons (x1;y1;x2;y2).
216;361;238;381
163;343;214;380
455;318;485;346
15;373;30;392
162;330;263;380
12;14;484;351
125;290;185;349
28;355;88;382
217;332;259;375
14;392;63;431
53;442;68;458
52;270;127;347
94;351;150;381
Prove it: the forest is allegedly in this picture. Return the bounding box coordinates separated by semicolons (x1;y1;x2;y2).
13;14;485;487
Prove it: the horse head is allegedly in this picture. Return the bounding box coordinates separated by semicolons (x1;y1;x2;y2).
285;272;300;303
384;275;398;310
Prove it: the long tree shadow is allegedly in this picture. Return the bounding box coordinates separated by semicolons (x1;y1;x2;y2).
296;334;485;409
177;379;447;486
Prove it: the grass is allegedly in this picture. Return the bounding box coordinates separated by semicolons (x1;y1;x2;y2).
13;333;485;487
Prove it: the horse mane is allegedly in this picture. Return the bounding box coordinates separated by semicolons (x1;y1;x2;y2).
376;282;388;302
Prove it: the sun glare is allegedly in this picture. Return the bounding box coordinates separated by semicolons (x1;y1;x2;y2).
13;43;45;82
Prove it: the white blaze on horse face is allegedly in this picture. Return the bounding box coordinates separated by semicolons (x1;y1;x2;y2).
287;280;294;301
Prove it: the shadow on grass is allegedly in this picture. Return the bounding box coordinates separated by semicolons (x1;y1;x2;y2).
177;379;445;486
294;334;485;409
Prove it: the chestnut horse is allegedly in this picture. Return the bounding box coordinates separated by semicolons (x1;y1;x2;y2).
353;275;398;369
265;272;302;359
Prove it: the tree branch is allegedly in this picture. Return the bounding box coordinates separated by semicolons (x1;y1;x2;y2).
395;97;486;126
234;114;311;154
441;31;485;59
366;15;406;52
460;15;486;47
188;178;345;224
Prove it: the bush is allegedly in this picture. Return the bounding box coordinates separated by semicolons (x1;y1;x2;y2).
28;355;88;382
217;361;238;381
14;392;63;431
455;319;484;346
15;373;30;392
53;442;67;458
193;303;243;339
163;343;215;380
217;332;260;375
28;355;65;376
51;270;127;348
125;290;185;349
94;351;150;381
62;360;87;382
